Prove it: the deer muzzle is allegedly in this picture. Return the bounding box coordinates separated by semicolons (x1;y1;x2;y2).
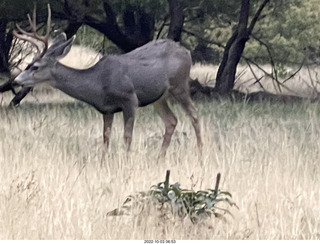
14;71;35;87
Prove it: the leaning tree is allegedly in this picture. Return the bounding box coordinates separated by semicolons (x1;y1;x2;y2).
214;0;270;94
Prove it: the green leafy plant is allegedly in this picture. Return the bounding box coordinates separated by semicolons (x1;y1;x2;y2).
107;170;237;224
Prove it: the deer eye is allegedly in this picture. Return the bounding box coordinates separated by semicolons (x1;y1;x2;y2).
30;66;39;71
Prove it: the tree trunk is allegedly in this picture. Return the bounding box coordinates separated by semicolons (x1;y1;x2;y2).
0;19;15;95
64;22;82;39
167;0;184;42
0;19;12;73
214;0;270;94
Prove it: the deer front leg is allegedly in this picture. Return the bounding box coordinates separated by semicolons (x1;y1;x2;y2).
103;113;114;151
122;94;138;151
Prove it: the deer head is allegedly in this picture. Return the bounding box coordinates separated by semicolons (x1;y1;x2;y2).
14;33;75;87
13;4;69;87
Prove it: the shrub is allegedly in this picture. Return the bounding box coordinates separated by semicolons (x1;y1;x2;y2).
107;170;237;224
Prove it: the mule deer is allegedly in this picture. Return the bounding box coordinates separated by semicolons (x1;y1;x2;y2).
13;5;202;157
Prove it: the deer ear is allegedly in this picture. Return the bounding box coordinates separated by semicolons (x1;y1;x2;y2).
48;33;68;50
44;34;75;60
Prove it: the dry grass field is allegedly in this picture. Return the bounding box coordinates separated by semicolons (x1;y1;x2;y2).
1;85;320;240
1;53;320;239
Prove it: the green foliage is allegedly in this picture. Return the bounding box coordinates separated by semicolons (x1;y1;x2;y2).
184;0;320;66
4;0;320;66
246;0;320;65
107;170;237;224
74;25;105;52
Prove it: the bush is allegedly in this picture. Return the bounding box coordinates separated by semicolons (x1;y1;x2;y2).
107;170;237;224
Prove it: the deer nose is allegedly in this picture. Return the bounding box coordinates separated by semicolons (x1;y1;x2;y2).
14;71;31;86
13;74;23;86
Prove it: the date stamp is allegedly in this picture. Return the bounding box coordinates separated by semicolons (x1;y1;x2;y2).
144;240;176;244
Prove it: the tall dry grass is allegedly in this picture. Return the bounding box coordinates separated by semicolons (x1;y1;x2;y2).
0;84;320;239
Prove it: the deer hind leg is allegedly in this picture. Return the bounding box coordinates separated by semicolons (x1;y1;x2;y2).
154;97;178;158
170;87;203;154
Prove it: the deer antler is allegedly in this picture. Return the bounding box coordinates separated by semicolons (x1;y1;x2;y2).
13;3;51;60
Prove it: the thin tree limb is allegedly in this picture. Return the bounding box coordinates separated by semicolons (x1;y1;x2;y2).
247;0;270;35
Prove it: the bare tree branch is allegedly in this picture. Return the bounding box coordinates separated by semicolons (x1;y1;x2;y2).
247;0;270;35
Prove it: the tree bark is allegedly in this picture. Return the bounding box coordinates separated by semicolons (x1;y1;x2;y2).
0;19;12;73
214;0;270;94
0;19;15;95
167;0;184;42
64;22;82;39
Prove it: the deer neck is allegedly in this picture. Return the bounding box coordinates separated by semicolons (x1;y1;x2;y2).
50;62;102;105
